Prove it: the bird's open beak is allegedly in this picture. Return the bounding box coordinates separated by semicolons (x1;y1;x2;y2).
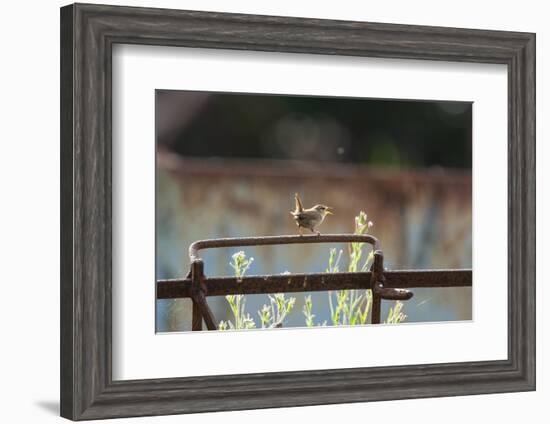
326;207;334;215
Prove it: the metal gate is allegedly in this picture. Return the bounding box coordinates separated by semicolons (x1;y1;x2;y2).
157;234;472;330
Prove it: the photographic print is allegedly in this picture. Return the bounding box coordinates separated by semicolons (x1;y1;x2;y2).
155;90;472;332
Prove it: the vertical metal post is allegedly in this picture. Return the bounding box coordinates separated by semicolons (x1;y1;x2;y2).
370;250;384;324
371;293;381;324
191;261;203;331
192;302;202;331
193;290;217;330
190;260;217;331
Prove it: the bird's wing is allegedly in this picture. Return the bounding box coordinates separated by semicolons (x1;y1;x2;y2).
299;209;319;221
294;209;322;229
294;193;304;213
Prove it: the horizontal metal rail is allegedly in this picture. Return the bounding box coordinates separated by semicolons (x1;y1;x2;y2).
189;234;380;262
157;269;472;299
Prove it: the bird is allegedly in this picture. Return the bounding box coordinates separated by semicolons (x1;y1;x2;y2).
290;193;333;235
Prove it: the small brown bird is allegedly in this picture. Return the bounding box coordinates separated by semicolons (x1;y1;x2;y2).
290;193;333;235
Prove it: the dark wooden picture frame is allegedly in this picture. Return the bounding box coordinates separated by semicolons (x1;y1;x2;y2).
60;3;535;420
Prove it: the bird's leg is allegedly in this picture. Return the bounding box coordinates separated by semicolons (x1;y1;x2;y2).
299;226;303;236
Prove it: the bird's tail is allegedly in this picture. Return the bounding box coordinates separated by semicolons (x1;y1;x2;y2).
294;193;304;213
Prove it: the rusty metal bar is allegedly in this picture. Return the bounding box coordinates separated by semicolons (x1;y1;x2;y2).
370;251;383;324
159;235;472;330
191;302;202;331
190;260;217;331
189;234;380;262
157;269;472;299
190;261;203;330
371;293;382;324
374;286;413;301
191;290;217;330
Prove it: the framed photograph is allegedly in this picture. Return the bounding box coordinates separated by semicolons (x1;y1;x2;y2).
60;3;535;420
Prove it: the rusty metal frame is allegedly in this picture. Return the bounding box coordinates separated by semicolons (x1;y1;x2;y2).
157;234;472;330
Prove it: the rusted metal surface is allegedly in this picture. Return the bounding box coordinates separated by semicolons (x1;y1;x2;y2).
160;234;472;330
189;234;380;263
191;290;217;330
187;234;388;328
191;302;202;331
160;154;472;187
369;251;383;324
190;259;217;330
157;269;472;298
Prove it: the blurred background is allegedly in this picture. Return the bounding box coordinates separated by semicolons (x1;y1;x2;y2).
155;90;472;332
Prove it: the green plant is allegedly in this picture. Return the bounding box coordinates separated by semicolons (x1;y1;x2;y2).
303;295;315;327
302;295;327;327
326;211;375;326
385;300;407;324
348;211;374;273
325;211;406;326
263;293;296;328
219;251;256;330
229;250;254;278
220;251;296;330
258;304;272;328
326;248;343;273
220;294;256;330
219;212;406;330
